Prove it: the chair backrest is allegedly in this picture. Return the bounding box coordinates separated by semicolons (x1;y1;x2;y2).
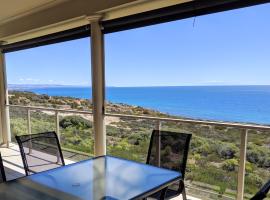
147;130;192;178
15;131;65;176
251;180;270;200
0;152;6;183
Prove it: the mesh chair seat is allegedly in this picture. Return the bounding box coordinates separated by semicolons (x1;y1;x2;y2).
0;152;6;183
15;131;65;176
146;130;192;200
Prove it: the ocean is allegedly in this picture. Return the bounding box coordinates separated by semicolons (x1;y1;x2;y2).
11;85;270;125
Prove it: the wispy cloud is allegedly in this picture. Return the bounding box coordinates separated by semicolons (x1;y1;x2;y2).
13;78;91;86
18;78;41;83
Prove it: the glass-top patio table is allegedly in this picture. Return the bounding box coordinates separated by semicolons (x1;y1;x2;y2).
0;156;181;200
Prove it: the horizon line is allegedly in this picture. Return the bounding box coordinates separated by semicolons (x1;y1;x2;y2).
7;83;270;88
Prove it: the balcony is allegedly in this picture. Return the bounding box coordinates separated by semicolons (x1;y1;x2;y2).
0;103;268;200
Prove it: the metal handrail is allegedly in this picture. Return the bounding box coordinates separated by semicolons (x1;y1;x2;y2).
6;104;93;115
7;104;270;130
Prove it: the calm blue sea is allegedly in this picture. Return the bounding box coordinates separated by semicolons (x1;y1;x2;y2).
12;86;270;125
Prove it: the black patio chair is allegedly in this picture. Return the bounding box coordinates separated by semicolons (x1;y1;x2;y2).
146;130;192;200
15;131;65;176
251;179;270;200
0;152;7;183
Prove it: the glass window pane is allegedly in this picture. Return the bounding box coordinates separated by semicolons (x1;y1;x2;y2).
105;4;270;199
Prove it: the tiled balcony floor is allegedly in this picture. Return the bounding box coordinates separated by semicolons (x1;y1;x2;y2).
0;143;74;180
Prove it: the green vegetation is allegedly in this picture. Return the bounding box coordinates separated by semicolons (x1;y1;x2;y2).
222;159;238;171
60;116;92;129
8;91;270;199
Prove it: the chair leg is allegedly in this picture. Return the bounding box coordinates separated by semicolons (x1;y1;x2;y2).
182;182;187;200
160;187;168;200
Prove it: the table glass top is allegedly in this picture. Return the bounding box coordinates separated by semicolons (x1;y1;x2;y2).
0;156;181;200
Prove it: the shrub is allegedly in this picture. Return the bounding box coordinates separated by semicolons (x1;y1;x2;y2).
245;161;254;174
216;142;238;159
190;136;212;156
246;173;264;188
247;143;270;167
218;183;227;198
222;159;238;171
60;116;92;129
128;133;149;145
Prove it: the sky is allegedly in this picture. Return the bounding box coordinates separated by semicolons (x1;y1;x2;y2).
5;3;270;87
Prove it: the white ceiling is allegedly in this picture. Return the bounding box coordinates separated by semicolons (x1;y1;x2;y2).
0;0;191;44
0;0;66;25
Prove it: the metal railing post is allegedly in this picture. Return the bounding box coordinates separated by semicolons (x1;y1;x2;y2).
27;108;32;154
155;120;161;130
237;129;248;200
155;120;161;167
55;111;60;141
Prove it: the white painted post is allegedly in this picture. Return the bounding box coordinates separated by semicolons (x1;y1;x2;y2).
155;121;161;167
155;120;161;131
89;15;106;156
237;129;248;200
0;48;11;147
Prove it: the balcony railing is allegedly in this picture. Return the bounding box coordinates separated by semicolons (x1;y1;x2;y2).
5;104;270;200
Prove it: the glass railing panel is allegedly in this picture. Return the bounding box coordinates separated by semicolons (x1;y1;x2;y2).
9;106;28;143
161;121;239;199
30;110;55;134
106;116;243;199
58;113;94;161
106;116;155;163
245;129;270;200
9;106;94;162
